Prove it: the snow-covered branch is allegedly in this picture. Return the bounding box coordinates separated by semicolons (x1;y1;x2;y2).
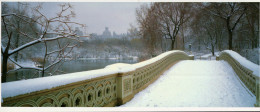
8;35;79;56
45;43;75;70
44;58;63;71
2;13;45;26
7;58;43;74
47;44;69;55
1;3;87;82
7;67;43;74
1;13;16;17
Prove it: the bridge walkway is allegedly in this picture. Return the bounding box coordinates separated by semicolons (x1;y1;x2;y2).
121;60;256;107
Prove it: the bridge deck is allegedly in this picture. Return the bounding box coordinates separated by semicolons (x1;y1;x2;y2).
121;60;256;107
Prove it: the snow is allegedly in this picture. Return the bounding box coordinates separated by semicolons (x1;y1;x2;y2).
2;68;118;99
201;52;220;58
105;63;135;73
106;50;187;73
237;48;259;65
8;39;42;55
221;50;259;76
8;35;64;55
13;61;36;69
18;61;36;67
132;50;185;69
2;50;187;99
121;60;256;107
199;52;219;60
192;51;219;60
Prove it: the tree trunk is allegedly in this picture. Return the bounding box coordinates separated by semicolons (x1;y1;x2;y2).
182;36;185;50
198;38;200;51
171;39;175;50
2;30;12;83
251;30;256;49
2;55;8;83
228;30;233;50
256;36;259;48
226;17;233;50
218;37;222;51
181;26;185;50
211;44;215;56
252;40;254;49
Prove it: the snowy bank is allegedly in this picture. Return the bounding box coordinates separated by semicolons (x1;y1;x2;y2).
221;50;259;76
2;50;186;99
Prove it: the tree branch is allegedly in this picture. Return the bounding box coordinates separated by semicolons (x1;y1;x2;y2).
7;57;43;74
231;7;246;31
8;35;79;56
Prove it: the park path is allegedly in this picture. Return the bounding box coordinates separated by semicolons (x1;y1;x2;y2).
121;60;256;107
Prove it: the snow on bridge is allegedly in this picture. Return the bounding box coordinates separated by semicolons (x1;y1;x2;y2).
121;60;256;107
2;50;258;107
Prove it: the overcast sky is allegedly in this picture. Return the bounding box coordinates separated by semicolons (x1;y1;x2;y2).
29;2;146;35
5;2;145;34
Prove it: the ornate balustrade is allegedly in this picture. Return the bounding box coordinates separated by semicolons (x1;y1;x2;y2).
2;50;193;107
217;50;260;107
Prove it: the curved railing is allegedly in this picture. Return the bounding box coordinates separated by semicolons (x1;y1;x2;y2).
217;50;260;107
2;50;194;107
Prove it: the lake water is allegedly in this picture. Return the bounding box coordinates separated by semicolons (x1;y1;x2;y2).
6;59;137;82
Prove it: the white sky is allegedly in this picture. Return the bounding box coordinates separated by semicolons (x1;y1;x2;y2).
70;2;145;35
7;2;146;35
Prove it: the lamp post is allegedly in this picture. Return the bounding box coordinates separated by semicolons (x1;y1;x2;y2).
189;44;192;54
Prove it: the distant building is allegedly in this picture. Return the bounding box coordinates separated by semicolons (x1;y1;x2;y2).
89;27;128;39
102;27;112;38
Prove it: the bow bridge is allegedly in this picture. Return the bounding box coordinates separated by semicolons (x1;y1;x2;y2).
2;50;259;107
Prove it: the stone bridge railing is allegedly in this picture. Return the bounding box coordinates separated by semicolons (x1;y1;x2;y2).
217;50;260;107
2;50;193;107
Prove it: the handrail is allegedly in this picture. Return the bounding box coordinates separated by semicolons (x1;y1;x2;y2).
217;50;260;107
2;50;194;107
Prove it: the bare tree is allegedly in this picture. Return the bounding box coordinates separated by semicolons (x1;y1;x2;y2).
206;3;247;50
202;18;225;56
136;4;162;57
191;3;226;56
1;3;87;82
154;3;193;50
243;3;259;49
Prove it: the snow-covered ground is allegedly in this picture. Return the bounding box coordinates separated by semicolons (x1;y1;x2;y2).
192;52;220;60
121;60;256;107
200;52;220;57
199;52;220;60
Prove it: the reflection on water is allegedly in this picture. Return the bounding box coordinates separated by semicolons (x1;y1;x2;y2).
6;59;137;82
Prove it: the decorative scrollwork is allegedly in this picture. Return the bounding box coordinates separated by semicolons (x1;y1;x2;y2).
14;100;38;107
123;78;131;94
